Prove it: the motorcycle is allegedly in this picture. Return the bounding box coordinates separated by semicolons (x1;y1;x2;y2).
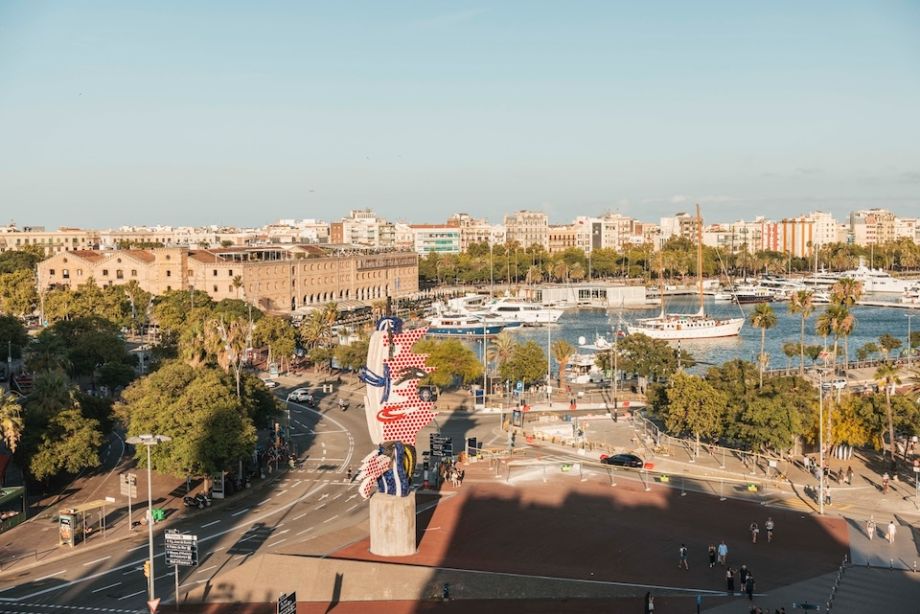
338;399;349;411
183;495;203;509
195;493;212;508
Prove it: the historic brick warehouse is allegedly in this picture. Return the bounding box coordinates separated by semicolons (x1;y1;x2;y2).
36;245;419;313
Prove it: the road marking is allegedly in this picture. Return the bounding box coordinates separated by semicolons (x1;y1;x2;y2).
257;498;271;506
317;504;327;510
286;400;355;470
195;565;217;575
274;529;290;536
82;556;111;566
319;493;330;500
321;517;335;524
274;490;288;497
91;581;122;593
121;566;143;575
9;484;329;601
267;538;288;547
201;520;221;528
32;571;66;583
345;494;358;502
179;579;207;589
292;513;307;521
128;544;148;551
296;527;314;535
346;504;358;512
231;508;250;517
211;546;226;553
119;589;147;600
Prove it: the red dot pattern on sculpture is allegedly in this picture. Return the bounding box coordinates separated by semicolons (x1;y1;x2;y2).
377;326;436;446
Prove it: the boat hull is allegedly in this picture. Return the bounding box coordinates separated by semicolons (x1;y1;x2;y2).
625;316;744;340
427;322;522;337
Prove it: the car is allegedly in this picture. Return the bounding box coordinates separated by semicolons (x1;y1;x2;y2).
287;388;313;403
820;378;847;391
599;453;644;468
261;379;280;389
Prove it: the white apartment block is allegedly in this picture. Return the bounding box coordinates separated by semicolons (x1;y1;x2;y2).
850;208;897;246
409;225;461;255
330;209;396;248
0;226;98;255
504;211;549;249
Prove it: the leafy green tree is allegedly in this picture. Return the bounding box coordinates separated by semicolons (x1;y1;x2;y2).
334;337;370;371
253;315;297;369
0;392;24;453
151;289;215;335
0;269;37;317
662;372;727;456
0;249;43;274
782;341;800;374
97;362;137;391
805;344;823;366
499;340;548;385
750;303;777;388
878;334;902;362
116;361;261;479
857;342;879;363
29;407;103;480
413;338;483;388
487;331;517;374
612;333;694;381
788;290;815;374
0;314;30;360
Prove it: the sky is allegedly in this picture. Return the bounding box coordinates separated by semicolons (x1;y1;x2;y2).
1;1;919;229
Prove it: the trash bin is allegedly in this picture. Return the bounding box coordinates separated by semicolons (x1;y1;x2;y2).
151;508;166;522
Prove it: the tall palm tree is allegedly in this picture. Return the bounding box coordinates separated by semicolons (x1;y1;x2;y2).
750;303;777;388
874;363;902;465
835;307;856;374
788;290;815;374
831;277;863;307
815;309;836;369
0;392;24;453
550;339;575;387
487;331;517;376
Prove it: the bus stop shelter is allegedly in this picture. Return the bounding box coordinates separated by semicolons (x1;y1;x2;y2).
58;500;109;547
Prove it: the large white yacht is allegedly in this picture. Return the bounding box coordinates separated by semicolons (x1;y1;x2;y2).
801;259;912;294
475;297;563;325
627;205;745;341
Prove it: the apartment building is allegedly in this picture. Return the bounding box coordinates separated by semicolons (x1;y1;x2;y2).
330;209;396;248
0;226;98;255
37;246;419;314
547;225;578;254
659;213;697;241
504;211;549;249
446;213;496;250
409;225;461;255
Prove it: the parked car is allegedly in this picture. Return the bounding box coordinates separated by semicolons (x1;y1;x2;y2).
820;378;847;391
599;453;644;468
287;388;313;403
261;379;280;389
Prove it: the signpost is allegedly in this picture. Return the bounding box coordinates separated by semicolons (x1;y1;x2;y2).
120;473;137;531
277;591;297;614
165;531;198;606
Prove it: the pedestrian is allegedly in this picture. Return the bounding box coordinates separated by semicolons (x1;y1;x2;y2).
846;465;854;485
739;564;749;586
726;567;735;594
717;540;728;566
764;517;774;543
825;485;832;506
346;466;353;482
644;592;655;613
887;520;897;544
750;522;760;543
678;543;689;570
836;468;843;485
745;574;755;601
882;472;890;494
867;516;876;540
802;455;810;472
708;544;717;568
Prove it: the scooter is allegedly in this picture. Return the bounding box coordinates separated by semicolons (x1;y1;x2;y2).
338;399;349;411
195;493;212;508
183;495;203;509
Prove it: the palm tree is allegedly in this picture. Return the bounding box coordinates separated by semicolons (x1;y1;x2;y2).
788;290;815;374
550;339;575;387
487;331;517;377
231;275;244;300
750;303;777;388
834;307;856;374
782;341;800;375
831;277;863;308
0;392;24;453
875;363;902;465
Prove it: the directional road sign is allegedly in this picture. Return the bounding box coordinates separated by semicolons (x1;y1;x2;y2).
164;531;199;567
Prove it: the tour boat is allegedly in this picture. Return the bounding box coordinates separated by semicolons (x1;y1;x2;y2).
474;297;563;325
732;284;776;304
627;205;744;341
426;313;521;337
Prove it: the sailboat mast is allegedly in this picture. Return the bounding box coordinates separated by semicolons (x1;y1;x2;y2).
658;249;665;318
696;204;704;316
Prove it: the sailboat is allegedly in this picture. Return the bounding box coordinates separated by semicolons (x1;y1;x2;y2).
626;204;744;340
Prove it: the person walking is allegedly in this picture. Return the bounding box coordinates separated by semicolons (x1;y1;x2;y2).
882;472;890;494
867;516;877;540
726;567;735;595
739;564;749;586
887;520;897;544
678;543;689;570
717;540;728;566
745;574;756;601
750;522;760;544
708;544;717;568
764;517;774;543
825;485;832;506
644;592;655;613
846;465;854;485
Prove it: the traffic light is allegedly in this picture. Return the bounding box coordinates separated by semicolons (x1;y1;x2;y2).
143;560;151;578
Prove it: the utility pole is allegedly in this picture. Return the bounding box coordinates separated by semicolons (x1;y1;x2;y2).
907;314;914;369
818;372;825;516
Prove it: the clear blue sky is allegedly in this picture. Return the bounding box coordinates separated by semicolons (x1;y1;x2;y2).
1;1;919;228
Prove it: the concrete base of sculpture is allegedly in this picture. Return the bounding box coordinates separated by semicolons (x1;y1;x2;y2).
369;494;417;557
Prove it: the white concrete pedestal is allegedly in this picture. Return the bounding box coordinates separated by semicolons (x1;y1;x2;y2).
369;494;417;557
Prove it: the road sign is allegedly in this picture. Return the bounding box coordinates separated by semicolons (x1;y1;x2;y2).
277;592;297;614
164;531;198;567
120;473;138;498
147;598;160;613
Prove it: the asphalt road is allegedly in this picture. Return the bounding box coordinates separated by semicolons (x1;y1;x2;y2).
0;380;502;613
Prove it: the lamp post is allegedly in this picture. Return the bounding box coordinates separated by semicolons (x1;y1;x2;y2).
126;434;172;602
907;314;914;368
818;372;825;516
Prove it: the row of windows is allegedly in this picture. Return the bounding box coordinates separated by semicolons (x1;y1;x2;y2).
48;268;139;279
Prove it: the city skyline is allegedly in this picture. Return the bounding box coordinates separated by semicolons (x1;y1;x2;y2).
2;2;919;227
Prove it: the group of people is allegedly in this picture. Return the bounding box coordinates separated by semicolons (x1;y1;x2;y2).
438;459;465;488
748;517;775;544
865;516;898;543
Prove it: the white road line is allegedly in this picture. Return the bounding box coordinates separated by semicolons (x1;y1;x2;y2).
321;517;335;524
257;498;271;506
211;546;226;552
195;565;217;575
346;504;358;512
179;579;207;589
286;400;355;470
267;538;287;547
296;527;314;536
11;483;329;602
201;519;221;528
82;556;111;566
231;508;250;517
274;490;287;497
345;494;358;502
317;504;327;510
273;529;290;536
292;513;307;521
128;544;148;551
32;571;66;583
121;567;143;575
91;581;121;593
119;589;147;600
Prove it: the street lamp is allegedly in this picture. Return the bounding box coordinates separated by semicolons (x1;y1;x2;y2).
817;372;826;516
126;434;172;602
907;314;915;369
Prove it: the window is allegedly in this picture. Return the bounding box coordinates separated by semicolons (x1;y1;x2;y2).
77;269;83;276
49;269;55;276
166;285;172;291
116;270;124;279
131;269;137;277
213;269;218;277
102;269;109;276
213;285;218;292
166;270;172;277
62;269;69;279
228;285;233;292
228;269;233;276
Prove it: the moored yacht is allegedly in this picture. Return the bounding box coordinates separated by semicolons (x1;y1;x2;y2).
475;297;563;325
426;313;521;337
